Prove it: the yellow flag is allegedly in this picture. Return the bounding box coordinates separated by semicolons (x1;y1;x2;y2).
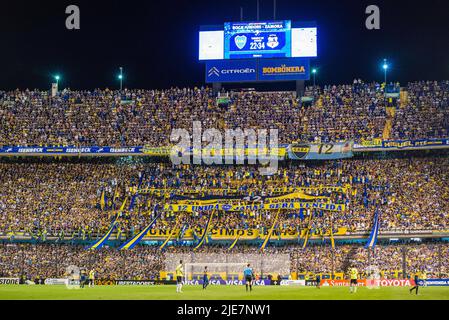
119;198;127;212
100;190;106;211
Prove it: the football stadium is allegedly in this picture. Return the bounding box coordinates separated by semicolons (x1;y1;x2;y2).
0;0;449;304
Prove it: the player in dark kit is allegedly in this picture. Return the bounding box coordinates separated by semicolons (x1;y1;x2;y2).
80;269;87;288
410;271;421;295
202;266;209;289
316;273;321;289
243;263;254;292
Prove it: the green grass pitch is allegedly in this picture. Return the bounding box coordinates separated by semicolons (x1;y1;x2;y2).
1;285;449;300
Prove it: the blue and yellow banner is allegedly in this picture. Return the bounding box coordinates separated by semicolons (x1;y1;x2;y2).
228;234;241;251
159;222;180;251
365;208;380;248
260;210;280;251
193;211;216;251
119;213;161;250
354;138;449;151
288;141;354;160
87;221;118;250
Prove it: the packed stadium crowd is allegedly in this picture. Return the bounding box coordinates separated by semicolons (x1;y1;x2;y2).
0;243;447;280
0;80;448;283
0;80;448;146
0;155;448;239
390;81;449;140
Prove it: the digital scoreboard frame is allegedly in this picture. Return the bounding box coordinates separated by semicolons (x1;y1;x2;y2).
224;20;292;59
199;20;317;61
199;20;316;84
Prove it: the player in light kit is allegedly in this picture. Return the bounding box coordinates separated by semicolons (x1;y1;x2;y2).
176;260;184;293
349;267;358;293
243;263;254;292
202;266;209;290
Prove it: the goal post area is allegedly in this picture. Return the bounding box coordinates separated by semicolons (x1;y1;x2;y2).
184;262;249;281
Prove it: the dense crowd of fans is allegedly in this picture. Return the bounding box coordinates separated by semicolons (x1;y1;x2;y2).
0;155;448;239
391;81;449;140
0;243;447;280
0;80;447;146
0;80;447;282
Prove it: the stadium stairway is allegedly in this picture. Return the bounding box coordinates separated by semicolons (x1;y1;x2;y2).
341;246;360;272
383;104;396;139
400;88;409;108
382;118;393;139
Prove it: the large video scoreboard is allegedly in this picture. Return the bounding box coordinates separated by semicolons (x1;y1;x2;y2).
199;20;316;84
199;20;317;61
224;20;291;59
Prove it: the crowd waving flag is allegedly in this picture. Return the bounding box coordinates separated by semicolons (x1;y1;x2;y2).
259;209;281;251
193;210;216;251
87;221;118;250
159;221;180;251
100;189;106;211
365;208;380;248
228;234;241;251
119;212;162;250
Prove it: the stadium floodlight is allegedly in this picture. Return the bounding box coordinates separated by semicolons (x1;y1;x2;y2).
118;67;124;90
312;68;317;89
382;59;389;84
54;75;60;86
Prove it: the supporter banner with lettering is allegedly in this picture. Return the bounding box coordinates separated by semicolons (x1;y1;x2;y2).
288;142;354;160
381;139;449;149
163;201;345;213
142;227;347;241
354;138;449;150
142;146;172;156
188;145;288;160
2;138;447;156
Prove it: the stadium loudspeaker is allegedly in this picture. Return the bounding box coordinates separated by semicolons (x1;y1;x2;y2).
296;80;305;97
213;82;222;96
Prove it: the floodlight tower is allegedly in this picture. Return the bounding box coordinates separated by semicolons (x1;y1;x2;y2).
382;59;389;84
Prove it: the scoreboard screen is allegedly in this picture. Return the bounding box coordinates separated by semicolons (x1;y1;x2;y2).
224;20;291;59
199;21;317;60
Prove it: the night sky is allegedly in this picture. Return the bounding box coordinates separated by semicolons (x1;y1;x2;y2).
1;0;448;90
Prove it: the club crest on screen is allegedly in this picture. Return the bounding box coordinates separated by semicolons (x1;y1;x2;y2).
267;34;279;48
234;35;247;49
